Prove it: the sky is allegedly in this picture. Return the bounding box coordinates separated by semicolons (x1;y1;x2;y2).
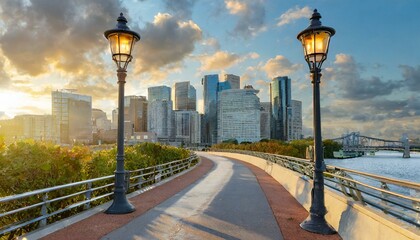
0;0;419;140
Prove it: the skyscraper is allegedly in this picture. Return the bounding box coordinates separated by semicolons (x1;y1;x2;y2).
202;74;219;145
217;86;261;143
148;99;174;140
270;76;291;141
148;85;171;102
290;100;303;140
147;85;174;140
173;81;196;111
174;110;201;145
126;96;148;132
224;74;240;89
260;102;271;140
52;90;92;144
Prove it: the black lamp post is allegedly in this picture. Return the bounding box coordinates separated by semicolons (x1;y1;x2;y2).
297;9;336;234
104;13;140;214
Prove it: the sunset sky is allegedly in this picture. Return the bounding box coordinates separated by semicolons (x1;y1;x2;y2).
0;0;419;140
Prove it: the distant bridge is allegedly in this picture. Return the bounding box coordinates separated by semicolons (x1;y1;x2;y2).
330;132;420;158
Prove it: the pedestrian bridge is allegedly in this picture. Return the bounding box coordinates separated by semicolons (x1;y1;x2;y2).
1;151;419;240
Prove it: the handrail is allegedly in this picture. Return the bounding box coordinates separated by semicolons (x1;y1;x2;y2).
327;165;420;189
0;153;199;239
212;149;420;227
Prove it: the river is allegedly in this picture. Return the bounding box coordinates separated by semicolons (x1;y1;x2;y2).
325;150;420;183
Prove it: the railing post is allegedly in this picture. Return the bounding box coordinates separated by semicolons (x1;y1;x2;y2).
84;182;92;210
155;166;161;183
39;193;48;228
137;170;144;189
124;170;131;193
380;182;390;214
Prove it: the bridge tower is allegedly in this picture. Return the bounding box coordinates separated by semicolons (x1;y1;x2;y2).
402;134;410;158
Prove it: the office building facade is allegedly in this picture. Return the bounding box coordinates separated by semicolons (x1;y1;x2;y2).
173;81;196;111
202;74;219;145
148;99;174;140
217;86;261;143
148;85;171;102
260;102;271;140
52;90;92;144
174;110;201;145
289;100;303;140
270;76;291;141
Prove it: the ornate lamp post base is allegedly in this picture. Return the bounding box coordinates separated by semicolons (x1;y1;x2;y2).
105;189;135;214
301;214;336;235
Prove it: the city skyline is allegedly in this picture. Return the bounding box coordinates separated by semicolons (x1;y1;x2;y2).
0;1;419;140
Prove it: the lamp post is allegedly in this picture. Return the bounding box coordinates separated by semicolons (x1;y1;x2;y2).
297;9;336;234
104;13;140;214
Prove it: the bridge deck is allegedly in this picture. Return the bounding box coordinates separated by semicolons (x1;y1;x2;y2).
36;153;341;240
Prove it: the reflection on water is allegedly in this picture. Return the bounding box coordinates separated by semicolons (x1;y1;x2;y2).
325;151;420;183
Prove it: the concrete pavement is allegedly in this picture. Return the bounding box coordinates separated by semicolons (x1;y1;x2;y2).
102;153;283;240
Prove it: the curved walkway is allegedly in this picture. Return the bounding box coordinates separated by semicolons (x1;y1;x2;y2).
40;152;341;240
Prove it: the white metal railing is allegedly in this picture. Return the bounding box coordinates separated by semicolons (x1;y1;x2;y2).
214;149;420;227
0;153;198;239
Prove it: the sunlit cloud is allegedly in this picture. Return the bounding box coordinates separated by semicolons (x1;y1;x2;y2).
198;51;259;71
262;55;302;79
224;0;266;38
133;13;202;82
277;6;311;26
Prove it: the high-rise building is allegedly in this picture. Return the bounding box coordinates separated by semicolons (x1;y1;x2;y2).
260;102;271;140
174;110;201;145
173;81;196;111
0;114;57;143
126;96;148;132
148;99;174;140
202;74;219;145
92;109;111;133
148;85;171;102
52;90;92;144
270;76;291;141
224;74;240;89
147;86;174;141
217;86;261;143
290;100;303;140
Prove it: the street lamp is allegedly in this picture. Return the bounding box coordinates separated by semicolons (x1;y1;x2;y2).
104;13;140;214
297;9;336;234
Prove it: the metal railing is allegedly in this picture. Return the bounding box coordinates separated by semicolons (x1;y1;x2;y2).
0;153;198;239
214;149;420;227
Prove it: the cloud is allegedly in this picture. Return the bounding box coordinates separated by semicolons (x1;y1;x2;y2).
327;54;400;100
201;37;221;51
198;51;258;71
318;96;420;139
163;0;198;20
0;0;123;77
133;13;202;81
262;55;302;79
199;51;240;71
400;65;420;91
224;0;266;38
277;6;311;26
225;0;247;14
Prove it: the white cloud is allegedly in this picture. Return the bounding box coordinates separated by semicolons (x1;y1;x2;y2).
262;55;302;78
277;6;311;26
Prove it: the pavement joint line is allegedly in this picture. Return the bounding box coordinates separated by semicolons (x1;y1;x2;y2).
20;158;202;240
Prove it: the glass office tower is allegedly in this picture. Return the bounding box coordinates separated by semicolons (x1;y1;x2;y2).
270;76;291;141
